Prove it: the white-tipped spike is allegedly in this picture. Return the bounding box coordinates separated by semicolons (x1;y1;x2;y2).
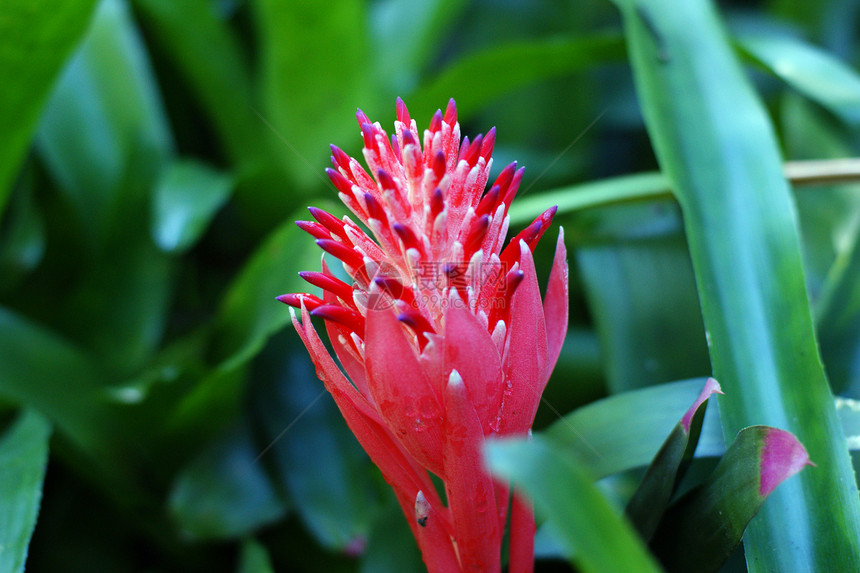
406;247;422;271
476;309;489;330
491;319;507;350
448;368;464;388
466;285;477;312
349;332;365;358
450;241;464;267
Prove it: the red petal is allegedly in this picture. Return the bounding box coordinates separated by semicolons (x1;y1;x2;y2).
443;371;501;571
292;306;443;507
365;307;445;476
444;303;503;434
509;491;536;573
498;242;548;435
412;490;461;573
543;228;569;382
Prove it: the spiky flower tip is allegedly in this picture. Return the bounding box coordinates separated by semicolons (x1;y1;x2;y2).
279;98;568;573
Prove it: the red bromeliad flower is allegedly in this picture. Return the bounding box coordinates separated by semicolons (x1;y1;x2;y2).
278;98;568;572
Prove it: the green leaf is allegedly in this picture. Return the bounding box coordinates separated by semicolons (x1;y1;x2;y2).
546;379;860;481
485;436;663;573
547;378;725;478
0;307;117;464
250;331;381;551
0;410;51;573
37;0;173;248
508;171;670;226
613;0;860;568
625;378;722;539
738;33;860;126
132;0;256;165
255;0;373;189
370;0;469;94
168;419;287;540
0;0;98;213
408;33;626;123
817;218;860;396
209;207;328;368
28;0;176;373
574;205;710;392
650;426;813;573
152;159;233;253
237;539;276;573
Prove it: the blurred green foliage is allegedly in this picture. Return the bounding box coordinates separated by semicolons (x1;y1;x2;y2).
2;0;860;571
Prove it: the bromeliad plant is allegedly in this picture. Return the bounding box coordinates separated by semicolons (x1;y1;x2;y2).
279;98;568;571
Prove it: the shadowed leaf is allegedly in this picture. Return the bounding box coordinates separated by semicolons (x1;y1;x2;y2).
168;419;287;540
626;378;722;539
650;426;812;573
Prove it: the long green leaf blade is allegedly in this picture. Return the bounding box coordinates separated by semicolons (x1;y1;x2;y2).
612;0;860;569
547;378;725;478
0;410;51;573
408;34;625;122
0;0;98;213
485;436;663;573
738;33;860;126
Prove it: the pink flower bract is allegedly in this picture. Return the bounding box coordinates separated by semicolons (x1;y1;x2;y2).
279;98;568;572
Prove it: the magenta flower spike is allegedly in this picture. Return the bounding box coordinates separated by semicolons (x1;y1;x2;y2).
279;98;568;572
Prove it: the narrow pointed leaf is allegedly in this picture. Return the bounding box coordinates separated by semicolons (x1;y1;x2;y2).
152;159;233;253
0;0;98;212
485;436;663;573
650;426;812;573
738;33;860;126
409;34;625;122
508;171;670;226
0;410;51;573
546;378;860;480
547;377;725;478
613;0;860;568
37;0;173;246
0;307;119;464
626;378;722;539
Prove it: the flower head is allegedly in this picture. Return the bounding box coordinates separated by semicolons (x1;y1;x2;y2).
279;98;568;572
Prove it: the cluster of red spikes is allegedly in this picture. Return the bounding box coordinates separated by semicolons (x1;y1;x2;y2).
278;98;568;573
279;98;557;351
